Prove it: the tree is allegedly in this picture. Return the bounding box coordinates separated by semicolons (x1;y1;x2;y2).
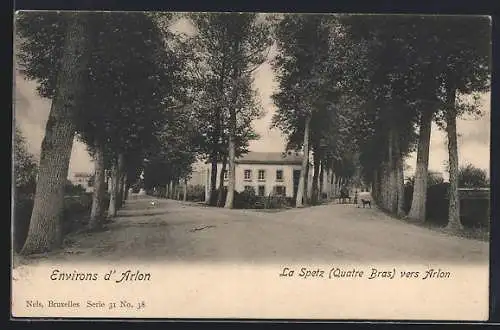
187;13;270;208
16;12;93;254
339;15;423;214
74;12;181;225
272;14;339;207
428;16;491;230
13;125;38;194
458;164;489;188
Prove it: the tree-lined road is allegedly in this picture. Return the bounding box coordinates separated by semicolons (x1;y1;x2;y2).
20;197;488;265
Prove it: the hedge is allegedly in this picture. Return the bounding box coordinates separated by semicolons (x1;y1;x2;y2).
403;183;490;229
13;192;110;253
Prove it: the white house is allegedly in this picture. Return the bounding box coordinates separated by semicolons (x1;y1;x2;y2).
69;172;94;193
204;151;313;201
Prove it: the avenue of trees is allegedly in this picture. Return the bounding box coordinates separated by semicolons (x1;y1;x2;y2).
271;14;490;229
14;12;490;255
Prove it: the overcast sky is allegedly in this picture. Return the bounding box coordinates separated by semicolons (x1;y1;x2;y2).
13;15;490;181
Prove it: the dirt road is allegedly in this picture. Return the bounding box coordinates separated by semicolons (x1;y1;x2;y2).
15;196;489;265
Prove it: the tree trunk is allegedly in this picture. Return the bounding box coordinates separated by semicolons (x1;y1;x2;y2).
319;158;325;198
165;182;169;199
445;86;462;230
21;14;91;255
397;155;405;217
176;181;181;200
296;115;311;208
224;110;237;209
116;154;125;209
217;154;228;207
122;175;128;204
332;172;337;197
169;180;174;199
183;178;188;202
88;142;105;230
408;110;433;222
311;150;321;205
372;169;378;200
209;156;218;205
394;130;405;217
388;129;397;213
107;158;119;218
304;161;310;204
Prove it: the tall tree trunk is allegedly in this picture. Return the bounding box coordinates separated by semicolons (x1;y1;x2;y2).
209;155;218;205
21;14;91;255
393;130;405;217
388;129;397;212
176;180;181;200
183;178;188;202
372;169;378;200
325;167;332;200
445;85;462;230
122;175;128;204
217;154;228;207
169;180;174;199
319;158;325;197
296;115;311;208
107;158;119;218
408;110;433;222
116;154;125;209
88;142;105;230
396;154;405;217
311;149;321;205
304;161;310;204
224;110;237;209
332;172;337;197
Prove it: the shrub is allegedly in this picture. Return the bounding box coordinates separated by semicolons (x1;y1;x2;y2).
187;185;205;202
13;192;112;251
459;164;489;188
404;182;490;229
64;180;86;196
260;194;291;209
234;187;257;209
13;194;34;253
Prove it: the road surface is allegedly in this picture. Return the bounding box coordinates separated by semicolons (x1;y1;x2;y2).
14;196;489;265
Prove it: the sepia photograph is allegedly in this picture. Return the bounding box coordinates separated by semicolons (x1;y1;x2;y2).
12;11;491;320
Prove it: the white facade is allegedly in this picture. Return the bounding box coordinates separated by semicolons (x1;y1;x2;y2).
186;161;209;187
69;172;93;193
203;152;314;201
206;163;302;198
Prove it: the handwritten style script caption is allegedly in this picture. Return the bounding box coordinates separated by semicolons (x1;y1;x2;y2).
49;269;151;283
279;267;452;280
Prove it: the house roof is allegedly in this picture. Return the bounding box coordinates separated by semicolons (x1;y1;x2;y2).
235;151;304;165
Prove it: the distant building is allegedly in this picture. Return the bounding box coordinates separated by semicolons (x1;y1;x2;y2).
69;172;93;193
186;161;209;187
203;151;313;201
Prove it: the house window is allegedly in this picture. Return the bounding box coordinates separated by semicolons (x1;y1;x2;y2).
276;169;284;182
275;186;286;196
258;185;265;196
244;185;253;193
258;169;265;181
244;169;252;181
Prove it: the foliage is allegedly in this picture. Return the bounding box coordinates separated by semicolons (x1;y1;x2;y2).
64;180;86;196
458;164;489;188
403;181;489;229
182;13;269;171
13;125;37;194
13;192;110;252
234;187;257;209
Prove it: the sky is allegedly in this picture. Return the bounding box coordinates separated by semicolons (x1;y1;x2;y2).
13;15;491;181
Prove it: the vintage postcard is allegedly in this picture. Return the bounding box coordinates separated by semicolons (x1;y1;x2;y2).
11;11;491;320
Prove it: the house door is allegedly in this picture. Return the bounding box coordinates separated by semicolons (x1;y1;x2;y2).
293;170;301;199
